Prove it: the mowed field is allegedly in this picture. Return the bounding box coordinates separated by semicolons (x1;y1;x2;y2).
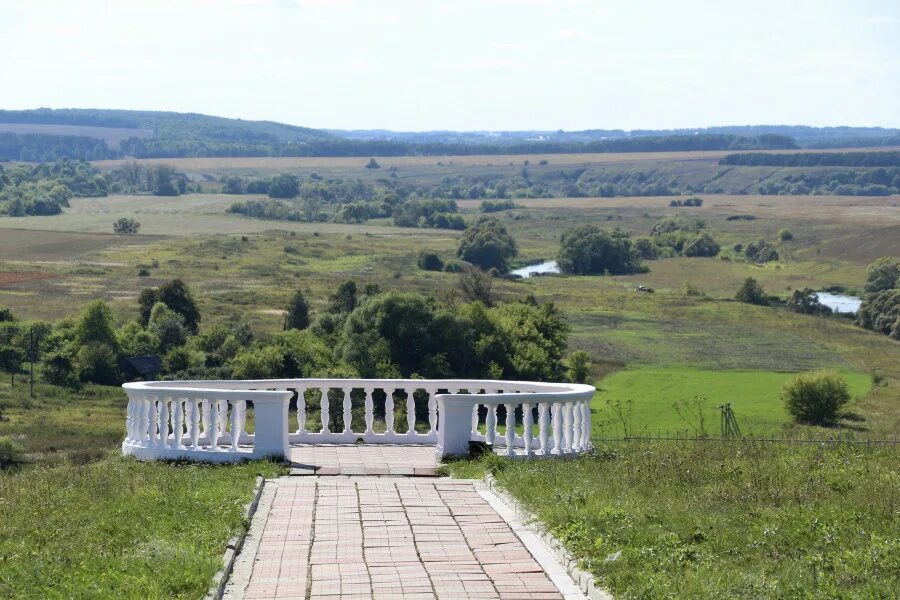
1;155;899;436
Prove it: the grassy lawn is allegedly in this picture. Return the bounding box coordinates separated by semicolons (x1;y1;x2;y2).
0;455;284;599
444;441;900;599
592;367;872;437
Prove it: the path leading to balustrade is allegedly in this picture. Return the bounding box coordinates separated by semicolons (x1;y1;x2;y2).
225;477;586;600
289;444;439;476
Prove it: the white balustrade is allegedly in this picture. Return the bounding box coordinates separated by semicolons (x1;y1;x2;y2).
122;378;594;462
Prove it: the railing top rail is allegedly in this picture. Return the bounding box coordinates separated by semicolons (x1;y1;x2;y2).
122;378;595;400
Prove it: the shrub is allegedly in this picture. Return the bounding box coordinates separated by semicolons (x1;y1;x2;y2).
443;261;464;273
683;232;720;257
781;370;851;426
744;239;779;263
75;342;119;385
285;290;310;330
857;289;900;339
137;267;150;277
147;302;188;352
0;435;24;468
735;277;768;306
567;350;592;383
557;225;643;275
786;288;831;315
863;257;899;293
778;228;794;241
112;217;140;235
457;218;518;272
417;252;444;272
365;158;381;169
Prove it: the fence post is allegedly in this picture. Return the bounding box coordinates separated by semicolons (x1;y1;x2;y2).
251;393;292;460
436;394;475;457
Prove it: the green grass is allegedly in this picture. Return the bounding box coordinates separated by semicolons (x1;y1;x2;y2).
445;441;900;599
592;367;872;437
0;455;284;599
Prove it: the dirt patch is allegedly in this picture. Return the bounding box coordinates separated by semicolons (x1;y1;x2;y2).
0;271;56;286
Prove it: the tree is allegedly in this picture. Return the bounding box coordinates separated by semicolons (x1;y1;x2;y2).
864;257;899;294
149;164;179;196
744;239;779;263
139;279;201;333
75;300;119;351
112;217;140;235
456;218;518;272
786;288;831;315
778;228;794;241
222;175;245;194
683;232;720;257
557;225;642;275
781;370;851;426
417;252;444;271
147;302;188;352
458;266;494;306
285;290;310;330
268;174;299;199
735;277;768;306
567;350;592;383
0;306;13;323
328;280;358;314
365;158;381;169
857;289;900;339
0;345;24;385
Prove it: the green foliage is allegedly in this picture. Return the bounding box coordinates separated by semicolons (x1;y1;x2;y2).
0;435;25;468
147;303;188;352
365;157;380;169
74;342;119;385
735;277;768;306
668;196;703;207
557;225;642;275
74;300;119;351
112;216;140;235
649;216;704;237
744;238;779;263
327;280;358;314
138;279;200;334
393;198;465;230
417;251;444;272
863;257;900;294
285;290;310;330
116;322;159;357
786;288;832;316
781;370;852;426
480;199;517;212
857;289;900;339
457;218;518;272
566;350;592;383
268;173;299;199
0;306;13;323
778;228;794;241
682;232;720;257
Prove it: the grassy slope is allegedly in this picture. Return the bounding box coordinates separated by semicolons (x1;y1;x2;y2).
592;367;872;438
445;442;900;599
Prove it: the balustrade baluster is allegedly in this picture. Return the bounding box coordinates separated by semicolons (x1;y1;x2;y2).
385;390;395;434
485;400;496;445
138;395;149;443
405;389;416;436
319;388;330;433
125;397;134;442
208;398;219;451
364;387;375;435
217;399;228;439
172;397;183;448
539;402;549;454
200;399;210;442
148;396;158;444
563;402;574;454
581;400;591;448
158;396;169;447
572;399;582;452
342;388;352;434
551;402;563;455
188;399;200;448
505;403;515;456
471;403;479;436
427;388;437;434
297;388;307;433
231;400;244;451
522;402;533;457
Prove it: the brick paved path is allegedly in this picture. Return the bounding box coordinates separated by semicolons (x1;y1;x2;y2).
290;444;438;476
226;477;585;600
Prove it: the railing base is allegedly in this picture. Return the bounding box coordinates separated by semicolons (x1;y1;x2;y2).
122;441;286;463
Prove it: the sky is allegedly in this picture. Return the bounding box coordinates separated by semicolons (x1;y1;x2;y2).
1;0;899;131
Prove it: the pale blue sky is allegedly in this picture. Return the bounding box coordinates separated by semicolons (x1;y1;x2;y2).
2;0;898;131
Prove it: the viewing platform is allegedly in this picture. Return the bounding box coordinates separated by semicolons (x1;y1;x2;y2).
121;378;595;464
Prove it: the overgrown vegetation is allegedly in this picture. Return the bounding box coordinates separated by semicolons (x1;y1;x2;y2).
447;441;900;599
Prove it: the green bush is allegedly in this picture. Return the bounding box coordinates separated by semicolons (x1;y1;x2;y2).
417;251;444;271
0;435;24;468
566;350;592;383
781;370;851;426
778;228;794;241
735;277;768;306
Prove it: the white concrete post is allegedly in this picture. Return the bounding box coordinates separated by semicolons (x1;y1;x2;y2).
251;394;291;460
436;394;474;457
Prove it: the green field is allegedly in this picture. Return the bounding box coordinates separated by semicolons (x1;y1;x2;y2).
593;367;872;438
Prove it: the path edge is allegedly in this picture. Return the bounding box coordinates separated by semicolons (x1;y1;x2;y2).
483;474;615;600
205;474;266;600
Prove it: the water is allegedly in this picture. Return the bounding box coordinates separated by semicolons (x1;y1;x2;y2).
816;292;862;314
510;260;560;278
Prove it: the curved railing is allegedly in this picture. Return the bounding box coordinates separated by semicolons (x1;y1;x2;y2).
121;378;595;462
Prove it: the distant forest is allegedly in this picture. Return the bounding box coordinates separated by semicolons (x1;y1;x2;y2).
2;108;899;162
721;151;900;167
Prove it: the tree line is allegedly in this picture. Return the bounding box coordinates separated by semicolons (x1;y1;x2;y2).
720;151;900;167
